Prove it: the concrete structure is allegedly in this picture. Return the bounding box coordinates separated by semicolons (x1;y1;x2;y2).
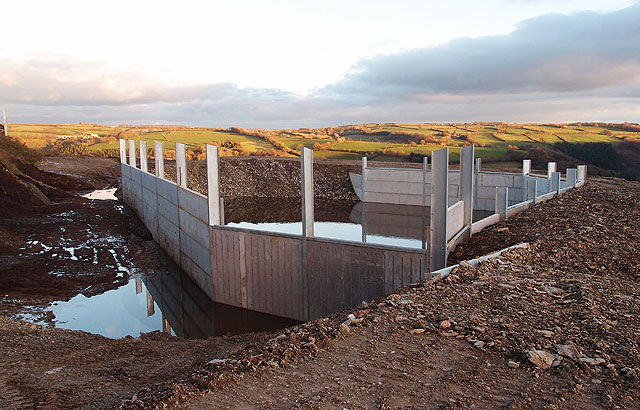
121;140;587;322
430;147;449;271
139;141;148;172
3;110;7;137
154;142;164;178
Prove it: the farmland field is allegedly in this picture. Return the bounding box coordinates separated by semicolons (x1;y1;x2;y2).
5;122;639;167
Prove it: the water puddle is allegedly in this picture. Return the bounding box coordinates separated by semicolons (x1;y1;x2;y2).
16;245;299;339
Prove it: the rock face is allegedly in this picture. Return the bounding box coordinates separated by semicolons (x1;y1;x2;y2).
527;350;556;369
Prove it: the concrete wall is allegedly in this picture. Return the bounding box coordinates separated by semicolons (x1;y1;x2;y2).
352;169;570;212
121;163;214;300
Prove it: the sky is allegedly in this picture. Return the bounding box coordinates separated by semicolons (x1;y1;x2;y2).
1;0;639;127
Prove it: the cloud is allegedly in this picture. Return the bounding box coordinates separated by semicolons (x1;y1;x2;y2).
2;4;639;126
327;3;640;96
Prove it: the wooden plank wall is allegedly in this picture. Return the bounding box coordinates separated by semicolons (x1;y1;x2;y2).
210;226;428;322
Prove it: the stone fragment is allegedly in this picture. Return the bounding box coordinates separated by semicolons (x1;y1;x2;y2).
409;328;425;335
527;349;555;369
579;357;606;366
339;323;350;334
554;344;582;361
536;329;554;338
508;360;520;368
473;341;485;349
439;320;451;330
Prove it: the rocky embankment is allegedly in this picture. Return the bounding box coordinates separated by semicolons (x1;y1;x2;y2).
163;157;361;200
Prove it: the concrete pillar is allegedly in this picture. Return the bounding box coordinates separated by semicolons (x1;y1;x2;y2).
422;156;429;207
577;165;587;186
527;179;538;204
547;162;557;179
495;187;508;220
361;157;367;202
206;145;222;226
301;147;314;237
522;159;531;201
119;139;127;164
474;157;481;211
176;143;187;188
128;140;137;168
154;141;164;178
460;145;474;239
430;147;449;271
139;141;148;172
162;315;171;334
2;110;7;137
219;197;225;225
551;172;561;194
135;276;142;294
567;168;577;188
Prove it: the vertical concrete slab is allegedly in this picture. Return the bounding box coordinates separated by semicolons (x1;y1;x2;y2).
577;165;587;186
460;145;474;239
422;156;429;207
430;147;449;271
2;110;7;137
301;147;314;237
361;157;367;202
552;172;561;194
474;157;481;211
119;139;127;163
206;145;221;226
527;179;538;204
495;187;508;220
567;168;577;188
139;140;148;172
522;159;531;201
547;162;557;179
129;139;137;168
154;141;164;178
176;143;187;188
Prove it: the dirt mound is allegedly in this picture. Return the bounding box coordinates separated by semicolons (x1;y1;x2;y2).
162;157;360;200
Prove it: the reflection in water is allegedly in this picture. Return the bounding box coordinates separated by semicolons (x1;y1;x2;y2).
225;199;493;250
18;247;299;339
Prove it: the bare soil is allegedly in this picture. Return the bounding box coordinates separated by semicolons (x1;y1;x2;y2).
1;156;638;409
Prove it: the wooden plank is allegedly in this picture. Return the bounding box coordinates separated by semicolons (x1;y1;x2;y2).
320;242;329;318
279;239;287;318
403;254;412;287
384;252;394;295
249;235;258;311
265;236;273;315
411;255;421;283
238;232;246;307
257;236;265;313
393;252;403;291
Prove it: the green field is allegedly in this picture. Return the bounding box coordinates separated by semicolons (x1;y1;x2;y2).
6;122;639;165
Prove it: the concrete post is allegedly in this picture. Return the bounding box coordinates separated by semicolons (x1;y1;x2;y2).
551;171;561;194
422;156;429;207
495;187;508;220
430;147;449;271
176;143;187;188
474;157;481;211
119;139;127;164
206;145;222;226
135;276;142;294
567;168;577;188
2;110;7;137
219;197;225;225
128;140;137;168
154;141;164;178
522;159;531;201
547;162;557;179
577;165;587;186
139;141;148;172
361;157;367;202
460;145;474;239
301;147;314;237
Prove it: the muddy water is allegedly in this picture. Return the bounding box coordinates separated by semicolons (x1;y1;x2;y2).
14;188;299;339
